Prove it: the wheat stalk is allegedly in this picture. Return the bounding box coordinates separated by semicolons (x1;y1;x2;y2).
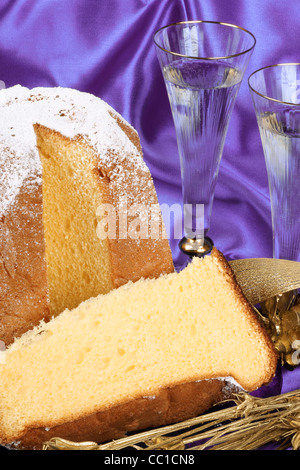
43;389;300;451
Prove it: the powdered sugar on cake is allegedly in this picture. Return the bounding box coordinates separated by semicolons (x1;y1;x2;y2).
0;85;147;217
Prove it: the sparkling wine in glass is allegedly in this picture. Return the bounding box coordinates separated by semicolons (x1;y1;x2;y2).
249;63;300;261
154;21;256;257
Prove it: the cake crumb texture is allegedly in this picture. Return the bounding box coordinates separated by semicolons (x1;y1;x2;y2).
0;248;277;449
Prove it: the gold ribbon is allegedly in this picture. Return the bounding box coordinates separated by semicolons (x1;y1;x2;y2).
229;258;300;305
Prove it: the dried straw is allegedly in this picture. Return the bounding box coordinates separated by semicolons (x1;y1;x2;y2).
43;389;300;451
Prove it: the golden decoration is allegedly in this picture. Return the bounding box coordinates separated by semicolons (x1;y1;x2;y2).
229;257;300;305
260;291;300;368
229;258;300;368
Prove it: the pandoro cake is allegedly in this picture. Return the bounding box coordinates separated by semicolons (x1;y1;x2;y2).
0;248;278;450
0;85;174;346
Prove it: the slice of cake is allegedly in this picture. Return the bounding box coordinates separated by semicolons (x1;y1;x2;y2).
0;86;174;346
0;248;277;450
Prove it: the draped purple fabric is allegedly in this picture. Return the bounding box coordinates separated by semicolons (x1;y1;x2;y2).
0;0;299;438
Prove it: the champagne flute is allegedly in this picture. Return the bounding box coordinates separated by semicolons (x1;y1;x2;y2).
249;63;300;261
154;21;256;257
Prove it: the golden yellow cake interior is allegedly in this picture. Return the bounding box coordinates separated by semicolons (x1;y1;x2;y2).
36;126;114;316
0;249;277;444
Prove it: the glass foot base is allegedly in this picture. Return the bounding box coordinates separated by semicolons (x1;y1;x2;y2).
179;236;214;258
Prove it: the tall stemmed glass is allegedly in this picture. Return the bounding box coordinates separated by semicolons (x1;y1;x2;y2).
249;64;300;262
154;21;256;257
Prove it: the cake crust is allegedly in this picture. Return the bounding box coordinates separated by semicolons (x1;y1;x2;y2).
5;379;228;450
0;162;51;346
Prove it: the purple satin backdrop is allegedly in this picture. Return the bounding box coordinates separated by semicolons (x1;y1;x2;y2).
0;0;299;444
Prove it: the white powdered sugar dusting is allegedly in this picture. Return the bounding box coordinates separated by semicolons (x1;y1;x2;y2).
0;85;146;217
